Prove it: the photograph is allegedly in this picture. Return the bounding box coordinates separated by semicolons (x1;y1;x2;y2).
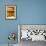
6;5;16;19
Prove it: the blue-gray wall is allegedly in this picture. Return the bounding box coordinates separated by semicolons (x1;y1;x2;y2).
0;0;46;44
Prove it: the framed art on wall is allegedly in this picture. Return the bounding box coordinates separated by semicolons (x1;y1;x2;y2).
6;5;16;19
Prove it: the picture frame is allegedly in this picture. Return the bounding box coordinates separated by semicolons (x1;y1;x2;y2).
6;5;16;20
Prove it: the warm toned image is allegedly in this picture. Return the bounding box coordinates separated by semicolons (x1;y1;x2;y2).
7;7;15;17
6;5;16;19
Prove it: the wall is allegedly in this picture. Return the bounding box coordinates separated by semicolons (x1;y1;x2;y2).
20;0;46;24
0;0;46;44
0;0;19;44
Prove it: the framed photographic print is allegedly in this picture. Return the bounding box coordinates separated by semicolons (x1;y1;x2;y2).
6;5;16;19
